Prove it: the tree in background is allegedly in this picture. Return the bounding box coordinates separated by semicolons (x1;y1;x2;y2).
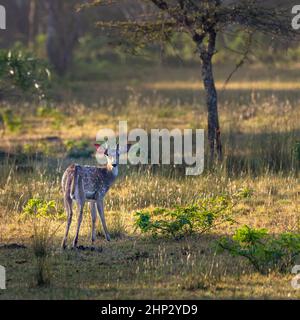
84;0;293;161
28;0;38;48
45;0;80;76
0;49;51;136
0;50;50;101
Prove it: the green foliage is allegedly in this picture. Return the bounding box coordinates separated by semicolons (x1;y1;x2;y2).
294;141;300;162
236;186;254;199
22;198;65;220
233;225;268;244
36;106;65;130
64;139;94;158
71;35;122;80
217;226;300;274
0;50;51;100
22;141;58;158
0;108;22;133
36;106;56;117
164;33;197;63
134;194;237;238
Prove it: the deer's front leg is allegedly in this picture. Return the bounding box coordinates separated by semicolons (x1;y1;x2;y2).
90;202;97;244
73;199;85;248
96;198;111;241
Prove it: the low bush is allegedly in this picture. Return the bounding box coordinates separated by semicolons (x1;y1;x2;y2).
64;139;94;158
0;108;22;134
217;225;300;274
22;198;65;220
134;194;240;238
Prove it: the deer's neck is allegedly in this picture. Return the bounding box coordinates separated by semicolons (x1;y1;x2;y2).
106;162;118;178
111;164;118;177
105;156;119;178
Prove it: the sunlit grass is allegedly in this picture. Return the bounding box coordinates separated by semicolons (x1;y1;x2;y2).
0;162;299;299
144;80;300;91
0;66;300;299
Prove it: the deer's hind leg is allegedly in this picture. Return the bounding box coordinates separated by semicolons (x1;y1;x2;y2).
90;202;97;244
72;197;85;248
71;174;86;248
61;194;73;249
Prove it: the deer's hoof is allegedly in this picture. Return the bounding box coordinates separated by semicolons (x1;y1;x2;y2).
106;235;111;242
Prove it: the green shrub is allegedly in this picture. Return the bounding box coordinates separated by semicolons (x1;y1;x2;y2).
22;198;65;220
64;139;94;158
36;106;60;117
217;225;300;274
36;106;65;130
134;195;237;238
0;108;22;133
22;141;57;158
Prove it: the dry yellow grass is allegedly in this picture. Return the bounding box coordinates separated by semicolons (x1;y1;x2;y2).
0;66;300;299
144;80;300;91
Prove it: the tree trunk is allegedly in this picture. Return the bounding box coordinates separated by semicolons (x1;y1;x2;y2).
28;0;37;48
198;30;223;162
45;0;79;76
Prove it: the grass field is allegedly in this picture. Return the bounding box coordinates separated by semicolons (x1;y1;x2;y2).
0;64;299;299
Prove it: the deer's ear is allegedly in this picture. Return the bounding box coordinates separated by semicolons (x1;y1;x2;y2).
95;144;106;154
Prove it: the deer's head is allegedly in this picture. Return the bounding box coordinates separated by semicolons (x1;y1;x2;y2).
95;143;132;169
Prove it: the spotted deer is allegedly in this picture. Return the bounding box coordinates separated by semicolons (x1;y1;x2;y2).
61;143;131;249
